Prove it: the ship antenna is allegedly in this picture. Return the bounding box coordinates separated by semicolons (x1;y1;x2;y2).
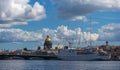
90;16;92;47
77;17;84;47
81;17;84;47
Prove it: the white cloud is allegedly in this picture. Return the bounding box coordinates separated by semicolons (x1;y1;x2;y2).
91;21;99;25
53;0;120;20
98;23;120;41
0;0;46;27
71;16;87;21
0;28;42;42
40;25;99;43
0;25;99;43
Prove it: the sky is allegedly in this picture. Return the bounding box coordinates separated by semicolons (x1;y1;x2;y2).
0;0;120;50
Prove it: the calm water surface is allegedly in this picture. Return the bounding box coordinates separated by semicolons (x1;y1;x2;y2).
0;60;120;70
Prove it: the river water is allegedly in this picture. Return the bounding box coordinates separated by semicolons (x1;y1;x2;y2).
0;60;119;70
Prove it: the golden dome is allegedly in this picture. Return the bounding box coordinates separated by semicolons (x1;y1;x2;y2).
45;35;52;42
45;38;51;42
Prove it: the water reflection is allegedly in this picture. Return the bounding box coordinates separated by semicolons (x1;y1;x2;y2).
0;60;120;70
0;60;26;70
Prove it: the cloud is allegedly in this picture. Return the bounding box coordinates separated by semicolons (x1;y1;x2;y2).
0;28;42;42
71;16;87;21
0;25;99;43
53;0;120;20
98;23;120;41
0;0;46;27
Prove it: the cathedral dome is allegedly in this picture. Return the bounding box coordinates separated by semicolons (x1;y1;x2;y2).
45;37;51;42
44;35;52;50
45;35;52;42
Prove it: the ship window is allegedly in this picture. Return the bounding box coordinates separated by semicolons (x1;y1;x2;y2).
77;52;81;55
69;50;72;53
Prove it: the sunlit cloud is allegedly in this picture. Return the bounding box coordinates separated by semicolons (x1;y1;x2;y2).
0;0;46;27
0;25;99;42
98;23;120;41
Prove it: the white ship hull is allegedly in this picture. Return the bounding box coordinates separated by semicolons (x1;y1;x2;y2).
57;49;109;61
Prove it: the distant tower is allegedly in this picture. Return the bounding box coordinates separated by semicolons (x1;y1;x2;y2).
44;35;52;50
105;41;110;51
106;41;109;46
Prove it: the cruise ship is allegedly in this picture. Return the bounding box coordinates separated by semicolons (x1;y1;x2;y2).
57;46;109;61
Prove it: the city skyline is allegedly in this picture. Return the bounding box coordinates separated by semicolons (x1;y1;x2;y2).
0;0;120;49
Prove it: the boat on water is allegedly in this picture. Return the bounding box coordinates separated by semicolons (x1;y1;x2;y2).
57;46;109;61
56;18;110;61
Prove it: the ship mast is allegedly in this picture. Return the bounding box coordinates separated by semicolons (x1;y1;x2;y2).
89;16;92;47
81;17;84;47
67;23;74;48
77;17;84;47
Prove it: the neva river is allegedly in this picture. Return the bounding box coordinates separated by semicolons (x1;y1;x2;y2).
0;60;120;70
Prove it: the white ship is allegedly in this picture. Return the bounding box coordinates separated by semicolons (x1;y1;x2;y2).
57;46;109;61
56;18;110;61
